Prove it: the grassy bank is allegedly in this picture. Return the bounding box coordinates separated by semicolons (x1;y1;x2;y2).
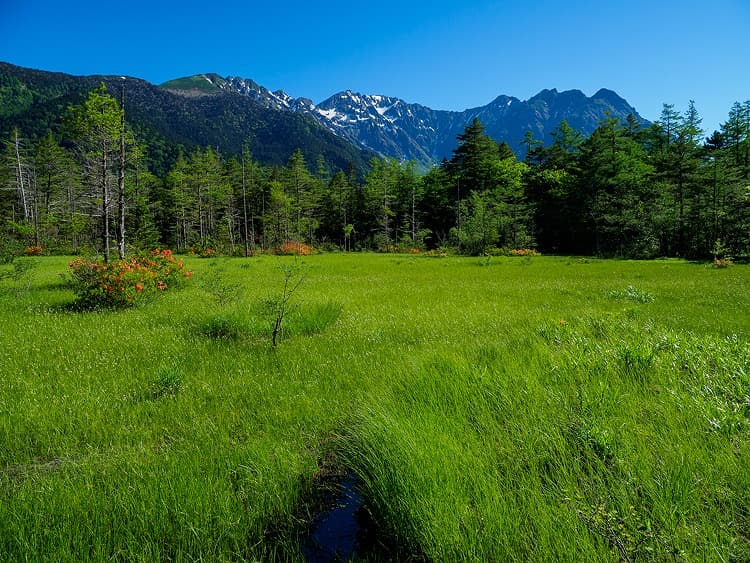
1;254;748;561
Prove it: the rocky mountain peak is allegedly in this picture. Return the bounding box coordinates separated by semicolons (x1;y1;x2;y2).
163;73;648;167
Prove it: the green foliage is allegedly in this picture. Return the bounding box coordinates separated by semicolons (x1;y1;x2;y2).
0;256;37;295
565;494;680;561
197;313;247;340
0;71;35;118
452;191;498;255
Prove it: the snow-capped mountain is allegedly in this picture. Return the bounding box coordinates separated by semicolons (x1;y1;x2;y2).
162;74;648;167
309;91;456;165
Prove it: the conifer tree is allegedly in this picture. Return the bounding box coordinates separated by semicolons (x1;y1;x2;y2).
65;85;124;262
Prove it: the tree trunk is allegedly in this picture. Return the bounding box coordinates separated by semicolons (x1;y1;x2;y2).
13;130;30;222
118;81;126;258
242;153;250;256
102;140;110;263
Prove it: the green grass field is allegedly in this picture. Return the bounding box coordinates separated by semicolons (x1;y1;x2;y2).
1;254;748;561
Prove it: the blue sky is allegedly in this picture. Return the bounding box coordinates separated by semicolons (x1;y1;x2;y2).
1;0;748;133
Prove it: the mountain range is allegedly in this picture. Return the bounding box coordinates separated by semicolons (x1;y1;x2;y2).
161;73;648;167
1;62;648;172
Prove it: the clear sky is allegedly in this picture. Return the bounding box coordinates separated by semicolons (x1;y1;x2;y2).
1;0;748;134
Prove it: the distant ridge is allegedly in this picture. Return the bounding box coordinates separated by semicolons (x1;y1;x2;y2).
163;73;649;166
0;62;375;174
0;61;649;173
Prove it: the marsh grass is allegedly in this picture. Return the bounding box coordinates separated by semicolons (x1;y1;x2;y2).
607;284;656;303
0;254;748;560
195;300;343;345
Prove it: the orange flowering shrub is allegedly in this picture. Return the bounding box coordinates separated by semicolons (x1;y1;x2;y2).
25;245;43;256
278;242;313;255
66;248;192;308
713;257;733;268
508;248;540;257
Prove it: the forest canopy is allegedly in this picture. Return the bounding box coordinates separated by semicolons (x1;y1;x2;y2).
2;85;749;260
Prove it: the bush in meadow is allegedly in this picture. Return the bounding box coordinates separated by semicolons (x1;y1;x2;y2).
277;241;314;255
66;248;192;308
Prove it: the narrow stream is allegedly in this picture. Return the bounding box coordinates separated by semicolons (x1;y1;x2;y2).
301;472;372;562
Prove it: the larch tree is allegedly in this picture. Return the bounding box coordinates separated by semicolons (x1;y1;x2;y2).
34;131;81;249
65;84;124;263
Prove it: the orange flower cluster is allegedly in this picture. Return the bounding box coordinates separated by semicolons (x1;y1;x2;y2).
67;248;191;308
278;242;313;255
26;245;43;256
713;257;732;268
508;248;540;257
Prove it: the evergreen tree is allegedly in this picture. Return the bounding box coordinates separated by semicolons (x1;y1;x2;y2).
525;121;583;252
547;120;583;169
284;149;319;247
363;157;399;249
419;164;453;248
34;131;82;251
65;84;124;262
449;118;501;193
452;191;497;255
577;117;657;256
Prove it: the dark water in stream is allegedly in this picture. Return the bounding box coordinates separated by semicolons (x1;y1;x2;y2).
301;473;374;562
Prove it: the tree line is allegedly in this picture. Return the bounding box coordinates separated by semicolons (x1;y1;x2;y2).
2;85;749;260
